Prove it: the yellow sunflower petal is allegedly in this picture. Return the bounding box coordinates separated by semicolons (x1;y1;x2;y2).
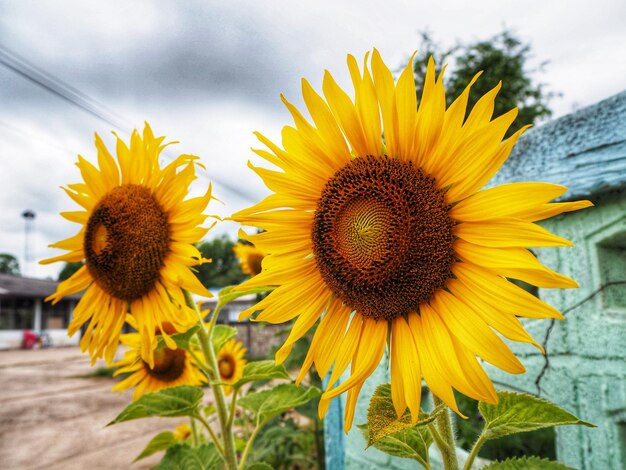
371;48;398;157
431;290;525;374
322;317;387;400
391;316;422;422
454;240;578;288
451;183;568;221
322;69;369;157
407;311;463;416
455;218;574;247
454;262;564;320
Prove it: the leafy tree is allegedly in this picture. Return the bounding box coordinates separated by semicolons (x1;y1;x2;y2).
196;235;246;288
414;29;556;136
58;261;84;281
0;253;20;275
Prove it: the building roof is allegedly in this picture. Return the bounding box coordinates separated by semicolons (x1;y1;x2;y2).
491;89;626;200
0;273;81;300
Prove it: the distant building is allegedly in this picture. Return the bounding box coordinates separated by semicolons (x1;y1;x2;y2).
198;290;284;359
0;273;80;349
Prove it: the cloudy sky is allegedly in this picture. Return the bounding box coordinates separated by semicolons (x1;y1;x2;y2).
1;0;625;279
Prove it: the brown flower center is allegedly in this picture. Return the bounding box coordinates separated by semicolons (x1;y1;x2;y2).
218;356;236;380
144;347;186;382
247;252;264;276
312;156;455;321
84;184;170;301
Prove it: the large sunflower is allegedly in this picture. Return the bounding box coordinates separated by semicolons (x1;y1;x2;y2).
232;51;592;432
112;328;207;400
217;338;247;395
41;124;213;367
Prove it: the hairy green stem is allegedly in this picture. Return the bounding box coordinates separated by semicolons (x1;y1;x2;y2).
196;413;225;457
190;417;199;447
188;348;212;376
226;388;239;430
463;433;486;470
238;423;262;470
427;422;447;455
184;290;238;470
432;396;459;470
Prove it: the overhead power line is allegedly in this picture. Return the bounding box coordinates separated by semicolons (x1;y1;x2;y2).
0;44;258;202
0;45;133;132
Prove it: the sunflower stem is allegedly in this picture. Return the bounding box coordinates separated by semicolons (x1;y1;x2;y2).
238;423;261;470
427;422;447;454
432;396;459;470
188;347;213;376
184;290;238;470
463;432;486;470
195;413;225;457
227;388;239;430
190;417;199;447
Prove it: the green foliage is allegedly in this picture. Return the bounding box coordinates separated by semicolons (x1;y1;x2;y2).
364;384;442;445
358;424;432;466
252;416;318;469
57;261;83;281
203;403;216;418
357;383;441;468
196;235;246;288
211;324;237;354
478;391;594;440
0;253;20;275
152;443;222;470
246;463;274;470
232;360;290;389
454;393;558;461
413;29;556;136
108;386;204;425
482;456;575;469
134;431;177;461
87;366;116;378
267;323;326;467
459;391;594;468
238;383;321;426
156;325;201;351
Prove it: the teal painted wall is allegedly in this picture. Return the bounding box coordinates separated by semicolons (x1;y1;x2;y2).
487;190;626;470
325;91;626;469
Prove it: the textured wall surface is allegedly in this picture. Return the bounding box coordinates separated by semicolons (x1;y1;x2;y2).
489;90;626;199
325;90;626;469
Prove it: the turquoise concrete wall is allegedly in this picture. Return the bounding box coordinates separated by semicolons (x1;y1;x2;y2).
325;91;626;469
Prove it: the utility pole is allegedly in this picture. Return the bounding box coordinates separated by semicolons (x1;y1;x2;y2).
21;209;36;276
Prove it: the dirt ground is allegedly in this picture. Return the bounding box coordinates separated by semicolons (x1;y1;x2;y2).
0;347;189;470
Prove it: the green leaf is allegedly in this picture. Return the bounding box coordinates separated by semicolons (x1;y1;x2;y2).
218;285;273;306
203;403;216;418
479;391;595;440
152;443;222;470
108;386;204;425
156;325;201;350
232;360;290;388
357;424;431;467
238;383;321;425
211;325;237;354
134;431;177;462
482;456;576;469
246;463;274;470
365;384;443;445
